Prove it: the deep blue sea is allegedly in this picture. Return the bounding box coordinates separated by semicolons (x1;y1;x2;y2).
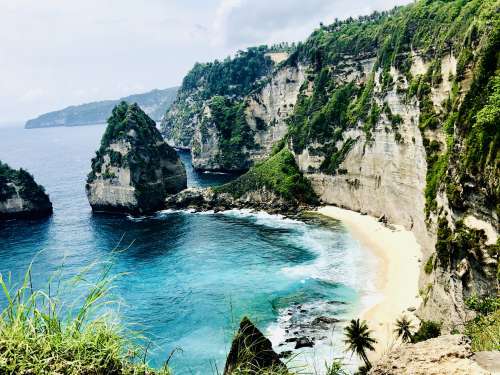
0;125;377;374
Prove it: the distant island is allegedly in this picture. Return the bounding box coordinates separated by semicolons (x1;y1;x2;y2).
25;87;179;129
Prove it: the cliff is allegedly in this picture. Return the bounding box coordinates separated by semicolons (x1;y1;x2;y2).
0;161;52;219
161;46;304;171
163;0;499;329
25;87;178;129
86;102;186;215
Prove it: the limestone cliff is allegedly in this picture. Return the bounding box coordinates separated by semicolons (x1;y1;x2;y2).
163;0;499;328
86;102;186;215
0;161;52;219
161;46;305;171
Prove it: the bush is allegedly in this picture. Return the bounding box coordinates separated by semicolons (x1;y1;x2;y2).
411;320;441;343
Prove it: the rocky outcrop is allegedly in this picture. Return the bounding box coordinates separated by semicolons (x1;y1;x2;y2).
165;187;303;215
223;317;288;375
86;102;186;215
190;64;307;171
0;161;52;220
369;335;492;375
165;147;317;214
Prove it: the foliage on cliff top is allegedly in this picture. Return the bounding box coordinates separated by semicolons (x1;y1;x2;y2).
0;264;171;375
289;0;495;69
89;102;179;181
215;148;317;204
180;46;274;101
0;161;51;205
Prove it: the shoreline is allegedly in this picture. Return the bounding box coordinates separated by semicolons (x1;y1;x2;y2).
316;206;422;360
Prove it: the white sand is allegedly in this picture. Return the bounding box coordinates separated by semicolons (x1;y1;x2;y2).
317;206;422;360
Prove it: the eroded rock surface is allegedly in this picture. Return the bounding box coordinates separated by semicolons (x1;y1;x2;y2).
0;161;52;220
369;335;492;375
86;102;186;215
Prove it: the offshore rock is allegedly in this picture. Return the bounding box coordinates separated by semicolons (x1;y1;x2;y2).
224;317;288;375
0;161;52;220
86;102;186;215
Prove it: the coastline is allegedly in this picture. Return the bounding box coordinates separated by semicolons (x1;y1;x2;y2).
316;205;422;360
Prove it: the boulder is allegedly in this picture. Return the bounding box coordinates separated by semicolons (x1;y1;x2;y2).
224;317;288;375
294;337;314;349
86;102;186;215
369;335;491;375
0;161;52;220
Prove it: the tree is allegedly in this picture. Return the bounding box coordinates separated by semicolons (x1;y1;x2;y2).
394;315;415;343
344;319;377;369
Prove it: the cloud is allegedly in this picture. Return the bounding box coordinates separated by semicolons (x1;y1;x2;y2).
211;0;411;48
0;0;411;121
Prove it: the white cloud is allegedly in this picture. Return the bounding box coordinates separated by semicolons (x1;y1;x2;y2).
0;0;411;121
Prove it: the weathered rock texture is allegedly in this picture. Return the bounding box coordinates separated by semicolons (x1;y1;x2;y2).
162;0;499;329
86;102;186;215
0;161;52;220
223;317;287;375
369;335;492;375
189;64;307;171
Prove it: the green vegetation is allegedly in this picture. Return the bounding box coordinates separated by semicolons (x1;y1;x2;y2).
424;255;434;274
208;96;255;170
0;161;51;206
343;319;377;370
394;316;415;343
465;296;500;351
215;148;317;204
0;265;171;375
182;46;274;100
411;320;441;343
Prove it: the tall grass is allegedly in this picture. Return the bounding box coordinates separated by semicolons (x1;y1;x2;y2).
0;261;171;375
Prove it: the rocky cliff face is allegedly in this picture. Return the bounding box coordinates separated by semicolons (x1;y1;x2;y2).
86;102;186;215
161;47;304;171
189;63;307;171
162;0;499;328
0;161;52;219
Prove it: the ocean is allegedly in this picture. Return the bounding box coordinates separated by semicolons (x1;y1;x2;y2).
0;124;378;374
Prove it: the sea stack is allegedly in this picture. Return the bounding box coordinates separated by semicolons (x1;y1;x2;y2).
0;161;53;219
86;102;187;215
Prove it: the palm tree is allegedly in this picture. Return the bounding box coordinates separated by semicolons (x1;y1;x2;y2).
394;315;415;343
344;318;377;369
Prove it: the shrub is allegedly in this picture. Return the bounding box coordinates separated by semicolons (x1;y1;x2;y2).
411;320;441;343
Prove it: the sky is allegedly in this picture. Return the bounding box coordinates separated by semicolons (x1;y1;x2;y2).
0;0;412;124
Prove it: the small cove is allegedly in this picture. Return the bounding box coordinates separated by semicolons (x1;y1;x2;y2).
0;125;378;374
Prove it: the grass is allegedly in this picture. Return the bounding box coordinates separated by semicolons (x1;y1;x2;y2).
465;296;500;351
0;262;171;375
215;148;318;205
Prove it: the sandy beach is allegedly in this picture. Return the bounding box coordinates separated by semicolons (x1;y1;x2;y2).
317;206;422;360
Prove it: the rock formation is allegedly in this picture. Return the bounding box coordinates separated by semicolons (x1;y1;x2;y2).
160;0;499;329
165;148;317;214
223;317;288;375
86;102;186;215
369;335;492;375
0;161;52;219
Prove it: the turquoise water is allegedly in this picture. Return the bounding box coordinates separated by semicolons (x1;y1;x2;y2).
0;125;376;374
